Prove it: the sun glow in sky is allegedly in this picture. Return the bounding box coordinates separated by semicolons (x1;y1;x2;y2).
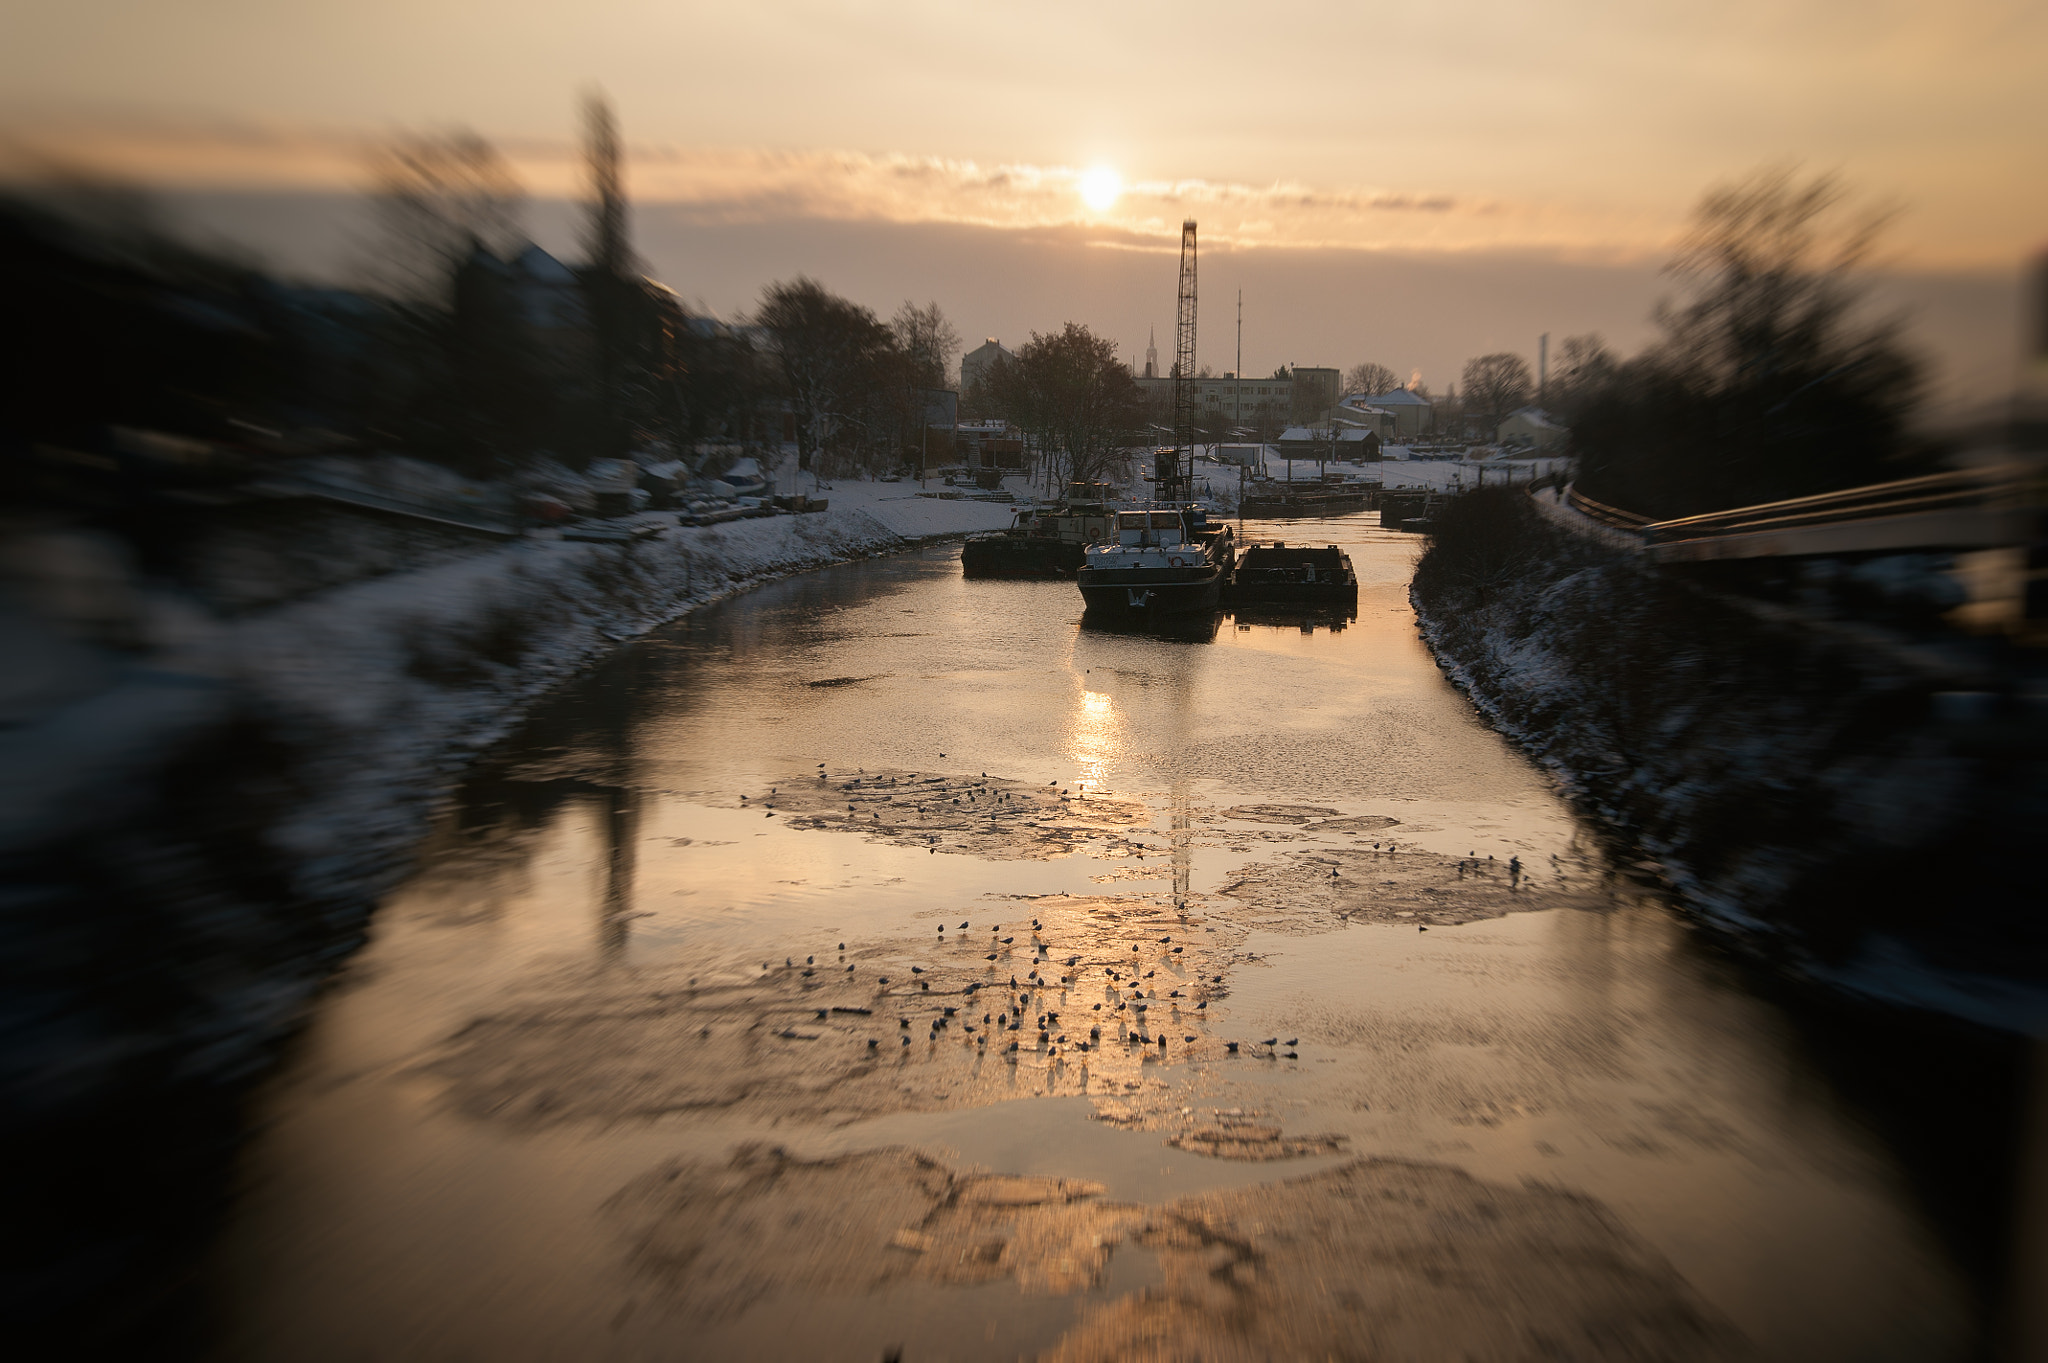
1078;166;1121;213
5;0;2043;268
1;1;2035;403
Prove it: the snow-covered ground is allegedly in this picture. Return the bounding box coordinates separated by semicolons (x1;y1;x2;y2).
6;480;1015;938
1186;446;1566;499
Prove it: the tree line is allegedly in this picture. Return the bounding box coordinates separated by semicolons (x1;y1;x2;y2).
1333;172;1931;518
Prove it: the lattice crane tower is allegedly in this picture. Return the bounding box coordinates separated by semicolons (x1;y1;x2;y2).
1163;219;1198;502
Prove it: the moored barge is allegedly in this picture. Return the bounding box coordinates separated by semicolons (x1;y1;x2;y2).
1076;506;1230;617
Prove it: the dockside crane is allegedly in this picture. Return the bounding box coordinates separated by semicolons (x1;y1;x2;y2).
1158;219;1197;504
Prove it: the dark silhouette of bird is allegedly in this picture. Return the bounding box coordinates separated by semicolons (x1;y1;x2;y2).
806;955;813;964
911;966;924;974
985;953;998;961
1284;1038;1298;1047
937;925;944;934
878;976;891;984
867;1039;878;1048
839;943;846;950
960;922;969;929
1261;1038;1278;1047
1195;1001;1207;1011
1225;1041;1239;1053
1330;868;1339;878
901;1036;910;1047
1000;937;1014;945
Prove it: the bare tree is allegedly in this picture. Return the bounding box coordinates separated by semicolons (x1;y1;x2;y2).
1574;168;1926;516
890;301;961;392
1460;353;1534;432
754;277;899;473
1549;334;1617;419
1344;362;1400;398
364;130;524;306
986;323;1143;488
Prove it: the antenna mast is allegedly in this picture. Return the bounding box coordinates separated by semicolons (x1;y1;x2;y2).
1164;219;1197;503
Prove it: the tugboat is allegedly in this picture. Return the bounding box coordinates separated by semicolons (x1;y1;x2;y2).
1076;505;1230;618
961;482;1120;578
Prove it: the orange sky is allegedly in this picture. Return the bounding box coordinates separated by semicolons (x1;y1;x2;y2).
3;2;2038;406
6;0;2044;269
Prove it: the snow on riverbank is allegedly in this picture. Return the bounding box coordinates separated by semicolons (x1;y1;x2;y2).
1409;489;2048;1033
0;485;1019;1334
217;489;1014;892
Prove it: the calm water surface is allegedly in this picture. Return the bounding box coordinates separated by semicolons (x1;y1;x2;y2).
209;518;1991;1360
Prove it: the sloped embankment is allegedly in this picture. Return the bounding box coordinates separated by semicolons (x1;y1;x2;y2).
1407;489;2024;977
0;496;1008;1346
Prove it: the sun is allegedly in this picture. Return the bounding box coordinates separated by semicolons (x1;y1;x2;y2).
1079;165;1122;212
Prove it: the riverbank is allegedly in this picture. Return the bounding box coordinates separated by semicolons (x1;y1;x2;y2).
1;485;1012;1346
1407;488;2047;1028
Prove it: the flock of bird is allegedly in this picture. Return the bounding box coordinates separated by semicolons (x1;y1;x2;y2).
736;759;1537;1068
763;908;1302;1064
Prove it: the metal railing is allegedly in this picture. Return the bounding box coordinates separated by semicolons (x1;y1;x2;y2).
1566;487;1655;531
1639;463;2035;544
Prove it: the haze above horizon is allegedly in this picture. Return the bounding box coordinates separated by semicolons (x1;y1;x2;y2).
4;0;2040;404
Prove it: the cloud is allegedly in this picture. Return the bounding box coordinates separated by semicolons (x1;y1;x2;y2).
0;113;1676;261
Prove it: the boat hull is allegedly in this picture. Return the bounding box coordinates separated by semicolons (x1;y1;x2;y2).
1076;566;1222;616
960;535;1084;578
1240;491;1372;518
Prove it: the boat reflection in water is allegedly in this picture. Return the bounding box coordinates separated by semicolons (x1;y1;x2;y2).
1227;604;1355;634
1077;607;1223;644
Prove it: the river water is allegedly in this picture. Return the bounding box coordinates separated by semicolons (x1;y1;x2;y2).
207;518;1998;1360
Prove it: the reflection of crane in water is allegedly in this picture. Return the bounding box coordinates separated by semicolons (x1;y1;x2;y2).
1066;636;1202;914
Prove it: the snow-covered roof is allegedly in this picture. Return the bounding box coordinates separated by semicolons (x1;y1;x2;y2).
1369;388;1432;407
513;244;578;284
1501;406;1564;430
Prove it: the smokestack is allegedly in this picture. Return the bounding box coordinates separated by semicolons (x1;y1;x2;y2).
1538;333;1549;406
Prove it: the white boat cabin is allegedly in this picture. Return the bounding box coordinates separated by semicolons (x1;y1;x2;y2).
1112;510;1189;549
